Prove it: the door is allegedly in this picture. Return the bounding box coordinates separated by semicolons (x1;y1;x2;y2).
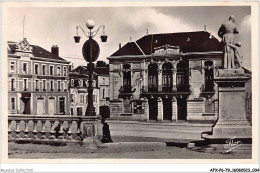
37;98;44;115
163;98;172;121
48;98;55;115
59;97;65;114
149;98;158;120
100;106;110;119
22;98;31;114
177;97;187;121
77;107;83;116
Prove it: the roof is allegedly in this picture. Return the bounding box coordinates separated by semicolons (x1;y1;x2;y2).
110;31;222;57
8;41;68;62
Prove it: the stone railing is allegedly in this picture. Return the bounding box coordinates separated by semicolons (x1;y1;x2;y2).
8;115;99;144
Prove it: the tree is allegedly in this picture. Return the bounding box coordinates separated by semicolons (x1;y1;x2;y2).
95;60;109;67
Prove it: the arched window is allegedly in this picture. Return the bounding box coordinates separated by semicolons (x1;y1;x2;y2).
204;61;214;92
162;63;173;92
148;63;158;92
176;61;188;92
123;64;131;93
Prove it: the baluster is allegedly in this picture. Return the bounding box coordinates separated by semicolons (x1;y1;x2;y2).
15;120;21;138
67;120;73;140
75;120;82;140
40;120;46;139
49;120;56;139
23;120;29;138
57;121;64;139
32;120;38;139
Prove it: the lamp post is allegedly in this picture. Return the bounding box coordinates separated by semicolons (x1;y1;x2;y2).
74;19;107;148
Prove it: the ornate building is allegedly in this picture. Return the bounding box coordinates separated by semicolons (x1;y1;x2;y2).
108;31;228;123
8;38;71;115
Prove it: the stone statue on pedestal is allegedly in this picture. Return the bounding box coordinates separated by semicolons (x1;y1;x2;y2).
218;15;239;69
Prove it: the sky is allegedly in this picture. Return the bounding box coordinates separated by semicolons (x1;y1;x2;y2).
4;6;251;69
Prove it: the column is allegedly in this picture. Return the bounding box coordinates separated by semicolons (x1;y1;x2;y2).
157;97;163;121
172;97;178;122
172;70;177;92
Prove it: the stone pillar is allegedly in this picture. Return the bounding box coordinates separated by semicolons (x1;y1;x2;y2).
157;97;163;121
203;69;251;142
81;116;99;149
172;97;177;122
172;70;177;92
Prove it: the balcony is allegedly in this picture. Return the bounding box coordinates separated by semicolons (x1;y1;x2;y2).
11;88;16;91
43;89;47;91
118;86;135;98
35;88;39;91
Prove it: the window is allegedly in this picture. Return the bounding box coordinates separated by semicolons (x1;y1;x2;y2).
35;80;39;91
162;63;173;92
71;79;74;87
50;81;54;91
148;63;158;92
133;101;144;114
34;64;39;74
176;61;189;92
204;61;214;92
70;94;74;102
10;61;15;73
42;65;46;75
71;108;74;115
57;66;61;76
11;79;15;91
43;80;46;91
93;94;96;102
61;82;64;91
23;63;28;74
58;81;61;91
11;98;15;110
80;94;84;103
24;79;28;91
103;89;105;98
64;81;67;91
63;67;67;76
123;64;131;93
50;66;54;76
79;80;83;87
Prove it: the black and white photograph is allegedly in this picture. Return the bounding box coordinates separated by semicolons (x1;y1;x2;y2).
0;1;259;172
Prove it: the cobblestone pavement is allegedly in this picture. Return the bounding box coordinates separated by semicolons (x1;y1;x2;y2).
8;136;251;159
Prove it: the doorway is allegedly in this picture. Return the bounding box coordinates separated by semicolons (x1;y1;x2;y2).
148;98;158;120
21;98;31;114
163;98;172;121
37;98;44;115
177;97;187;121
59;97;65;114
48;98;55;115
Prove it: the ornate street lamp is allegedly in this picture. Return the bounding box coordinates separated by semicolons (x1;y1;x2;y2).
73;19;107;148
74;19;107;117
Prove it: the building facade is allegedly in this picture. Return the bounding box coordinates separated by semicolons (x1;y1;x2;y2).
8;38;71;115
108;31;245;123
68;66;100;116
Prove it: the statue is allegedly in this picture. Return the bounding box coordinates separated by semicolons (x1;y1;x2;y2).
218;15;239;69
228;42;243;69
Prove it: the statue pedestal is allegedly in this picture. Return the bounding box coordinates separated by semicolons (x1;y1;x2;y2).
203;69;251;143
81;116;99;149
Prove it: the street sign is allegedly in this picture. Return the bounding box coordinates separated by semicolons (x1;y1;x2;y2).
82;39;100;62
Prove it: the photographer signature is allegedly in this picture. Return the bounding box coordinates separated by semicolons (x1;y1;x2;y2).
224;136;242;153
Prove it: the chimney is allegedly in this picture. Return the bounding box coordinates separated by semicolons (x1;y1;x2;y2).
51;45;59;56
119;43;121;49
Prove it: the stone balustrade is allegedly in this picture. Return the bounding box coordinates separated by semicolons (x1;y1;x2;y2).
8;115;99;144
